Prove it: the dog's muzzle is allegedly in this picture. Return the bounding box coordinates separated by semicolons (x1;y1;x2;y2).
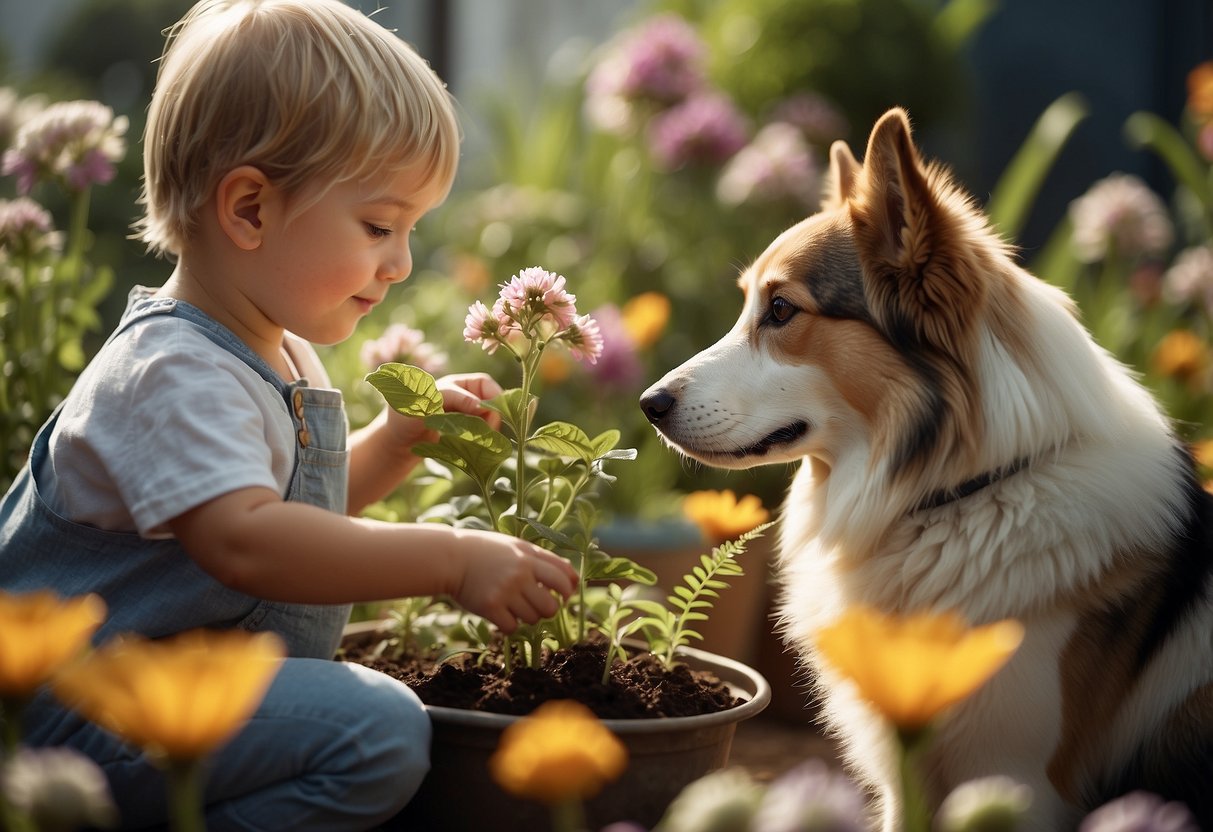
639;387;676;426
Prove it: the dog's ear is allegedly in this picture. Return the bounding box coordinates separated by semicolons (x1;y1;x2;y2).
851;108;982;352
820;140;858;209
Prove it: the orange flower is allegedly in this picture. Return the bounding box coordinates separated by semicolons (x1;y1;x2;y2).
815;606;1024;731
682;489;770;542
1152;329;1208;383
53;629;285;761
489;700;627;805
1188;61;1213;122
0;590;106;699
621;292;671;349
539;350;572;384
1192;438;1213;472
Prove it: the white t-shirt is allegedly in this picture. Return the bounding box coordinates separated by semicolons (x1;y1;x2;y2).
40;313;332;538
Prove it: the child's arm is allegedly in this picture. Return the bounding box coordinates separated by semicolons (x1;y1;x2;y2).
166;486;577;633
345;373;502;514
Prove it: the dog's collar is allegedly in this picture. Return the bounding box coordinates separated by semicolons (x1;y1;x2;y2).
913;458;1030;513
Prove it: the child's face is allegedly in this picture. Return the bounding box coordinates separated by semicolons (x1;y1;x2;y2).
253;165;447;345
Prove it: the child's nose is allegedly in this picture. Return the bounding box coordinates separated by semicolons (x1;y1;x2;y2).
381;241;413;283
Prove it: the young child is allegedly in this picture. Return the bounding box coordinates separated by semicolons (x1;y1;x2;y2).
0;0;579;828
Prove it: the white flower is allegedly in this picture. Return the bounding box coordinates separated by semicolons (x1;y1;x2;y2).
1163;244;1213;315
937;775;1033;832
2;746;118;832
1069;173;1173;263
659;767;764;832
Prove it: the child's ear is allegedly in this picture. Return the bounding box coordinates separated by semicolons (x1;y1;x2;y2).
215;166;273;251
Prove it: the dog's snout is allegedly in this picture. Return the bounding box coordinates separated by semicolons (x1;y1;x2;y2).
640;388;677;425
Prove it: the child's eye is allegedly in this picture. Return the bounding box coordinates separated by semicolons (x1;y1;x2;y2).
365;223;392;239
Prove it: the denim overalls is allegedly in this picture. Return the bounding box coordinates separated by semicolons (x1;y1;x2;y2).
0;295;430;830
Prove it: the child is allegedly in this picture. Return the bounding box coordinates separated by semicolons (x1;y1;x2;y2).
0;0;579;828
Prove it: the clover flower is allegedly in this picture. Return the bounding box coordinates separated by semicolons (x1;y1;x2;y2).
750;759;866;832
1162;245;1213;315
0;88;45;155
2;99;128;194
1068;173;1174;264
1079;791;1199;832
683;490;771;543
768;93;850;148
647;91;750;172
585;304;643;389
936;775;1033;832
0;589;105;701
814;606;1024;731
489;700;627;805
53;629;285;762
585;14;707;134
717;122;821;209
2;746;118;832
561;313;605;365
621;291;670;349
360;323;448;375
659;767;764;832
0;197;63;260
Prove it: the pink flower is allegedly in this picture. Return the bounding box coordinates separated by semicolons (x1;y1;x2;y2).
464;300;507;354
499;266;578;331
360;323;448;375
2;100;127;194
717;122;821;209
767;93;849;148
647;91;749;171
0;197;62;258
585;305;644;389
561;314;605;365
1069;173;1174;263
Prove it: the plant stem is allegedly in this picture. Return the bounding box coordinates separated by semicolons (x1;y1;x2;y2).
1;698;23;758
897;727;932;832
549;798;587;832
165;757;207;832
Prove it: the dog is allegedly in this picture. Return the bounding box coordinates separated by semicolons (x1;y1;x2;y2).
640;107;1213;830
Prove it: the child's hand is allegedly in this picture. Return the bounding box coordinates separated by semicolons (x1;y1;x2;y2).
448;530;579;634
385;372;502;448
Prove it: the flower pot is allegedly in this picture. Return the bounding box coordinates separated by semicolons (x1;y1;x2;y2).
342;620;771;831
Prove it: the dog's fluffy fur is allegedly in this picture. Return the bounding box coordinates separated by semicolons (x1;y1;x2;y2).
641;108;1213;830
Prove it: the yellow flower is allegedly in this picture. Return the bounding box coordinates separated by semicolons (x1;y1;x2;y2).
621;292;671;349
682;489;770;542
53;629;285;761
489;700;627;805
1188;61;1213;122
0;590;106;699
1152;329;1208;383
815;606;1024;731
1193;438;1213;472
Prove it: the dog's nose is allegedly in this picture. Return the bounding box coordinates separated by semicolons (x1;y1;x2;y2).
640;388;676;424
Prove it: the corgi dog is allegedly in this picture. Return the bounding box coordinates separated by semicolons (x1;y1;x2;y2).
640;108;1213;830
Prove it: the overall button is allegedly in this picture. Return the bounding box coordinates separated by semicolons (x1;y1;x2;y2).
292;389;305;419
297;427;310;448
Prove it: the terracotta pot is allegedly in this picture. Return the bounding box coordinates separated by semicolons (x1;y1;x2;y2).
343;621;771;831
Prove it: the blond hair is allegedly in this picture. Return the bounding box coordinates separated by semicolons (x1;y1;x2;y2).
136;0;461;257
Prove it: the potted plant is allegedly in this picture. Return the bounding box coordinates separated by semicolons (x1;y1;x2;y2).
341;266;770;830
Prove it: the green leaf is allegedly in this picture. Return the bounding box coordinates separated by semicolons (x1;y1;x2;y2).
483;388;535;438
528;421;597;461
364;363;443;418
987;92;1089;242
1125;111;1213;238
411;413;512;486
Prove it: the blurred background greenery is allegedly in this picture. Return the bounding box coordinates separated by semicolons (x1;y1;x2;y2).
2;0;1212;523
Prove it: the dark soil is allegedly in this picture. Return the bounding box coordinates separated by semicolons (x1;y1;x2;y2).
340;635;742;720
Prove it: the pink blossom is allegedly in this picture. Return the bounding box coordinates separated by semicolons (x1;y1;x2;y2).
499;266;578;330
717;122;821;209
647;91;749;171
0;197;62;258
2;100;127;194
464;300;507;354
1069;173;1174;263
584;14;706;134
561;314;605;365
585;305;643;389
768;93;849;148
360;323;448;375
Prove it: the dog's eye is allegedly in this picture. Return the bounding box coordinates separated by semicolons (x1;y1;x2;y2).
768;296;797;325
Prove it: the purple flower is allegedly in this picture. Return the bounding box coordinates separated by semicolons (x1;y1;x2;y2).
750;759;866;832
647;91;749;171
585;305;644;389
717;122;821;209
0;197;62;259
2;99;127;194
499;266;579;331
1069;173;1174;264
360;323;449;375
768;93;850;148
1079;791;1199;832
561;313;605;365
585;14;707;134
